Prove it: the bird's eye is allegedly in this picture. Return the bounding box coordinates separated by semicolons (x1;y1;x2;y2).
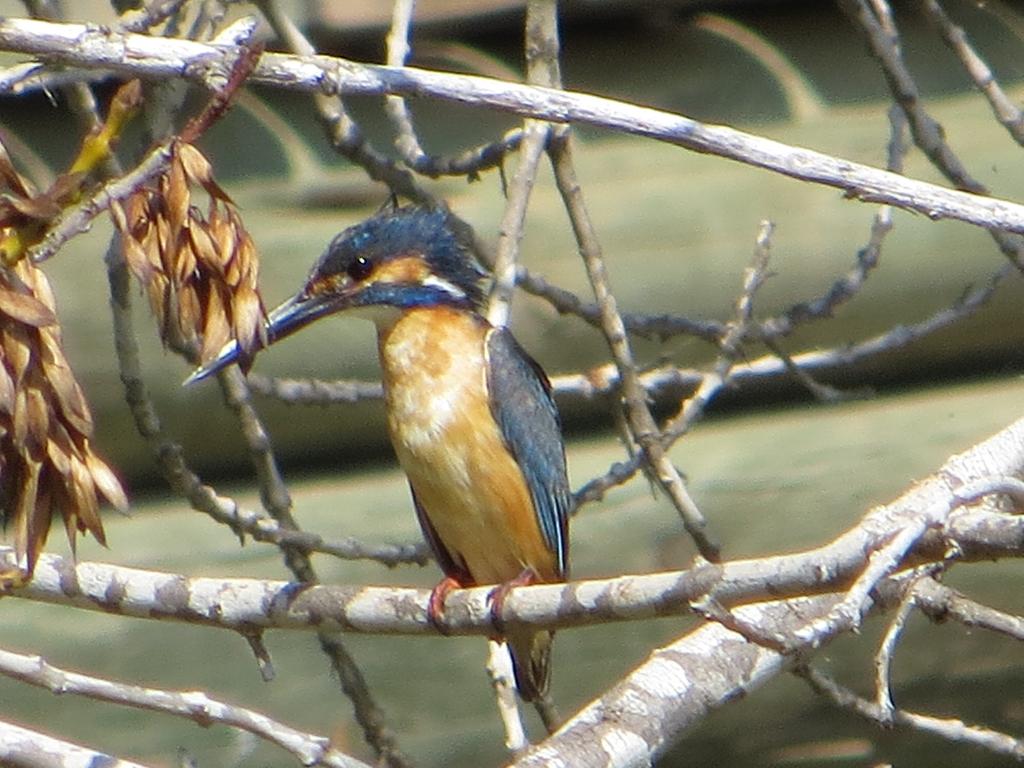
347;255;373;281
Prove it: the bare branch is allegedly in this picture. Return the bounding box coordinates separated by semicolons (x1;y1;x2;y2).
875;575;920;723
3;19;1024;234
518;551;1024;768
544;26;720;559
383;0;427;170
486;0;560;328
799;665;1024;760
760;106;906;340
3;9;1024;765
3;410;1024;766
254;0;428;202
511;265;725;342
574;259;1015;505
920;0;1024;147
955;475;1024;509
5;409;1024;638
513;594;838;768
486;641;529;754
840;0;1024;269
382;0;523;179
212;371;412;766
486;124;549;328
911;577;1024;643
0;718;153;768
0;647;373;768
119;0;190;34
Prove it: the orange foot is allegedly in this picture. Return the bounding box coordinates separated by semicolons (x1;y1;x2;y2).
427;575;466;635
487;568;538;637
0;567;28;592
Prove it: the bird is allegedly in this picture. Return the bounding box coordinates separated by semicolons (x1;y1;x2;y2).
188;203;572;702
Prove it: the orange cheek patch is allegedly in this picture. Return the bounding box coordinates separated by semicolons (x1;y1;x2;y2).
372;254;430;284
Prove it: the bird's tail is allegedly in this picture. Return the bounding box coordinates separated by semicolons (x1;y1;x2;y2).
507;629;553;702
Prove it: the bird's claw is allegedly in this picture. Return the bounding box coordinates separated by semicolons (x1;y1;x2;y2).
427;575;463;635
487;568;537;637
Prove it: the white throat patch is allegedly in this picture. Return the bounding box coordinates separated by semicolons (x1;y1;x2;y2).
421;274;467;300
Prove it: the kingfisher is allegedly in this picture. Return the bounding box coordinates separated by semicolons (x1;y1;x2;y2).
188;204;572;702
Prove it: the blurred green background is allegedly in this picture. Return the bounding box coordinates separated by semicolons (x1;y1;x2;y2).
2;0;1024;766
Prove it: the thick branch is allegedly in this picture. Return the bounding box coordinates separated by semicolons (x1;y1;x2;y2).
513;535;1024;768
2;18;1024;234
4;467;1024;640
512;594;838;768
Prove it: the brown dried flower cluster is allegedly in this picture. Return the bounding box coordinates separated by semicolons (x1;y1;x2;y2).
0;96;140;584
0;258;128;583
111;141;265;365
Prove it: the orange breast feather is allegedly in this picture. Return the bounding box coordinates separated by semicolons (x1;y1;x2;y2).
377;307;558;585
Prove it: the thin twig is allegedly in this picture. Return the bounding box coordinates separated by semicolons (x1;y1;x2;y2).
246;372;384;403
573;259;1015;505
761;336;860;403
690;594;790;653
487;0;556;328
920;0;1024;147
791;517;932;646
487;124;549;328
798;665;1024;760
660;221;775;446
382;0;523;179
254;0;429;203
120;0;190;33
512;264;725;342
215;370;300;565
911;577;1024;643
486;641;529;754
760;106;907;341
954;475;1024;510
383;0;427;170
874;575;920;723
840;0;1024;270
574;222;776;504
842;0;984;190
547;109;719;557
213;321;416;767
0;647;373;768
219;372;413;767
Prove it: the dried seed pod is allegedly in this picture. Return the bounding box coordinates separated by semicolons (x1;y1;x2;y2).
111;140;266;366
0;259;128;585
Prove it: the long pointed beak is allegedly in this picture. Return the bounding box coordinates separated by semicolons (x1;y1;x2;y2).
183;290;350;385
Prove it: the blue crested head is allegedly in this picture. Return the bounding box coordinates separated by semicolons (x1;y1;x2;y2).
310;204;487;310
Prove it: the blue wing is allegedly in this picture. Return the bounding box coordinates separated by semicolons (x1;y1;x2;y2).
486;327;571;577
